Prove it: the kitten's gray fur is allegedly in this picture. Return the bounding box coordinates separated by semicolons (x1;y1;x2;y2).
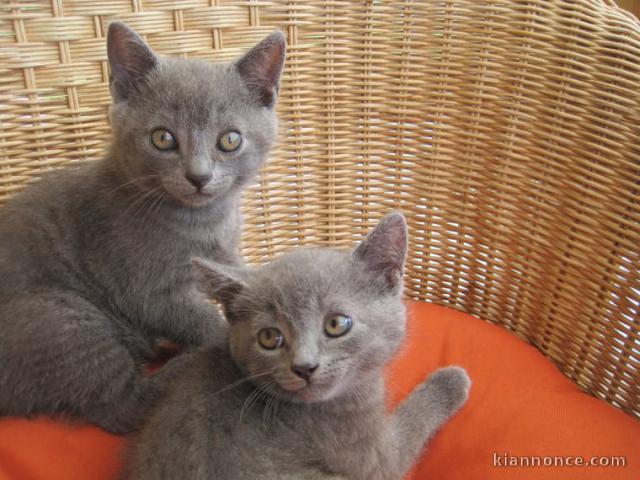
123;213;471;480
0;23;285;434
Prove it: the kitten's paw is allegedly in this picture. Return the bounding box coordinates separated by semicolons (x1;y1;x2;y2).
423;366;471;415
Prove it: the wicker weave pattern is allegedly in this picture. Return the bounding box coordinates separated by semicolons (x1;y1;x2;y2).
0;1;638;417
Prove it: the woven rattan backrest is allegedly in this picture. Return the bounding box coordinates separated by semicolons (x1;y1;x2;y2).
0;1;638;417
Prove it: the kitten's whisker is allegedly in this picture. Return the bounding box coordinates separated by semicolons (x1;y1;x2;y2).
150;190;166;218
139;189;166;229
104;174;164;197
262;382;280;426
270;393;280;426
124;185;164;221
136;190;159;228
238;379;273;425
119;187;159;218
254;381;274;425
185;369;275;412
238;385;262;424
261;382;276;425
212;370;275;400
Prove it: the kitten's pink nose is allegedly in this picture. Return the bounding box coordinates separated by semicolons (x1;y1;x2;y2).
291;363;318;382
186;172;212;189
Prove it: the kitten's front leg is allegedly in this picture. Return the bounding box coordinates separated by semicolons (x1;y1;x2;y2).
0;291;194;434
159;245;241;349
158;287;226;349
391;366;471;477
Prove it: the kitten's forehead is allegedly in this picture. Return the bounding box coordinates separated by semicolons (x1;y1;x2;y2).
255;249;351;295
236;248;404;332
137;57;252;127
245;249;362;324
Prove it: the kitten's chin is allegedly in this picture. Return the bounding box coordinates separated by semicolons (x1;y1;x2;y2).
165;188;229;208
297;388;333;404
179;191;219;207
276;379;341;404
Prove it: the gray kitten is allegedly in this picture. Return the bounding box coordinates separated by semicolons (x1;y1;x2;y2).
122;213;471;480
0;23;285;434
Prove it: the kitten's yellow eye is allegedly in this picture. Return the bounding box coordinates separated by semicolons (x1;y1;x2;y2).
258;328;284;350
217;131;242;152
151;129;178;151
324;314;353;338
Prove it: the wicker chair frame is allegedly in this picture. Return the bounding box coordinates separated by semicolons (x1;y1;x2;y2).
0;0;638;417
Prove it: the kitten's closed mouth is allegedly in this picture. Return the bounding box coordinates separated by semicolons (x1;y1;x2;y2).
190;191;214;198
278;378;307;393
180;190;217;206
162;177;232;206
277;378;334;403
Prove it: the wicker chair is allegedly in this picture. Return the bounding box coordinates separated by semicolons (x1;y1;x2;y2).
1;0;638;422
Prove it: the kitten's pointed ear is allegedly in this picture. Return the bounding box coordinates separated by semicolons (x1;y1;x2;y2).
353;212;408;291
192;257;247;306
107;22;158;101
235;31;286;108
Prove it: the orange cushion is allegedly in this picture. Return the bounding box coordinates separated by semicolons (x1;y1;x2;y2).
0;301;638;480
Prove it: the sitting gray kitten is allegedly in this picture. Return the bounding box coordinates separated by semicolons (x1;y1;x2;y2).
0;23;285;434
122;213;471;480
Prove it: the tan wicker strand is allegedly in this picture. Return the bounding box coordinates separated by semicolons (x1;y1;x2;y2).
0;0;638;417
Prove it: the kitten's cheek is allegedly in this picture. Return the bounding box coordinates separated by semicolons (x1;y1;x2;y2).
200;175;234;196
160;178;191;199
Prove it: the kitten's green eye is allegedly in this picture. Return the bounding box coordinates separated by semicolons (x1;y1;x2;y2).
151;129;178;151
217;131;242;153
258;328;284;350
324;314;353;338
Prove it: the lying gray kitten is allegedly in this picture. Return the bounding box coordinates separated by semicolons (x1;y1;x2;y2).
0;23;285;434
123;213;470;480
